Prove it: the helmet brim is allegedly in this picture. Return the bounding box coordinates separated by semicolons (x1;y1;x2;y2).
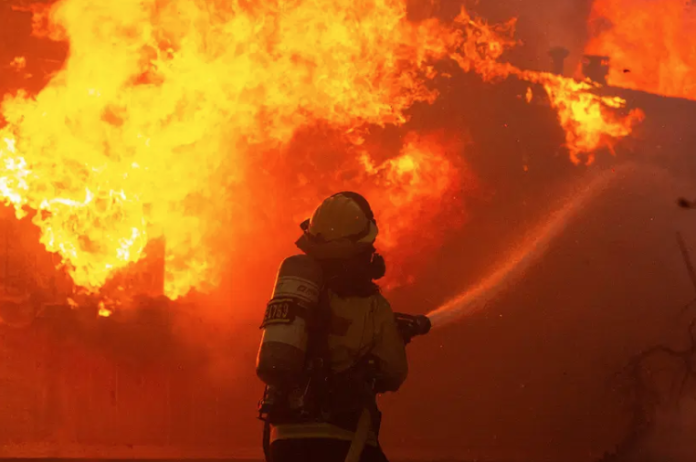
356;221;378;244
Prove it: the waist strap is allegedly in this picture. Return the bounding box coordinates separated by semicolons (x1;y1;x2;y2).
270;421;379;447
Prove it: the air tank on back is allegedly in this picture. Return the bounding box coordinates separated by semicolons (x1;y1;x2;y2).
256;254;324;388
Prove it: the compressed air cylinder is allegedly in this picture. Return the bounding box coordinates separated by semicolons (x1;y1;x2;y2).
256;255;323;388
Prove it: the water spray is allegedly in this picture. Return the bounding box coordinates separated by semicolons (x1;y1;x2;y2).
399;163;672;333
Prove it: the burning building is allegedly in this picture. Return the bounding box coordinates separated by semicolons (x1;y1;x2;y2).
0;0;695;460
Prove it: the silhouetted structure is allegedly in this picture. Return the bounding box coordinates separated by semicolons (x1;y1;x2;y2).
582;55;610;85
548;46;570;75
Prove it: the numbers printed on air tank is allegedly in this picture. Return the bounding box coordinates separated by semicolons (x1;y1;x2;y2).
261;299;294;328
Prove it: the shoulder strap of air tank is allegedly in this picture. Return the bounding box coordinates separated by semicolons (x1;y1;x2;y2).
305;284;333;413
313;285;332;370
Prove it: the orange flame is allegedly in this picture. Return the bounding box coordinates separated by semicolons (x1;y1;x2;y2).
426;10;645;165
360;133;465;246
359;132;470;285
0;1;644;298
522;73;645;165
397;8;645;164
585;0;696;100
9;57;27;72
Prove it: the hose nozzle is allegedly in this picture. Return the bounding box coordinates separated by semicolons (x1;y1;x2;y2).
394;313;432;344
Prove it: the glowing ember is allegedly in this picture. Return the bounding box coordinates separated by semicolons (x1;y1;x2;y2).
0;1;644;299
97;301;112;317
585;0;696;100
9;57;27;72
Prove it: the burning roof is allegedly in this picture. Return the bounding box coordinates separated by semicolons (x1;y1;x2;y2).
0;0;646;313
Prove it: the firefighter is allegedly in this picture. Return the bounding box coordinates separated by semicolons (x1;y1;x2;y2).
256;191;408;462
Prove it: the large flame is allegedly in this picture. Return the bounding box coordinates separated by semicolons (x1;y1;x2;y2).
521;74;645;165
585;0;696;100
0;0;644;300
357;131;470;286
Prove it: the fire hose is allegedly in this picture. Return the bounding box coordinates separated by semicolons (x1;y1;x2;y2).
343;312;431;462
